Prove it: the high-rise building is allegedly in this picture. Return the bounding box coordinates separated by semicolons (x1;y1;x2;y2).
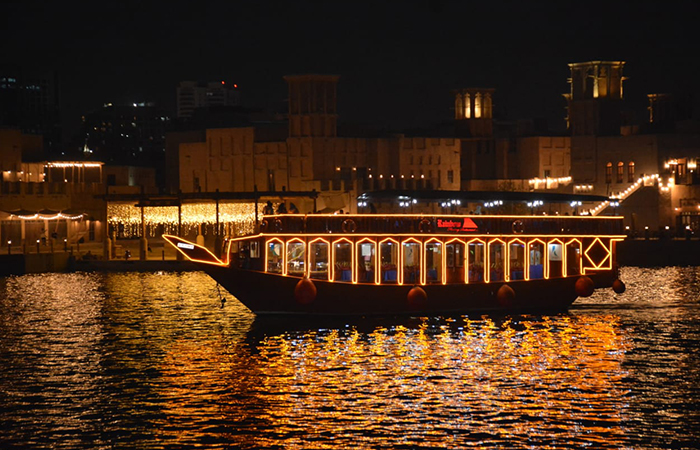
0;65;61;157
176;81;241;118
80;102;170;169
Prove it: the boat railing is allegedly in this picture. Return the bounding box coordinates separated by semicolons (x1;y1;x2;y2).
259;214;624;236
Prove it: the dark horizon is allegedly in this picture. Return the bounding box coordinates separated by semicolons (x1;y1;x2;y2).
3;0;699;144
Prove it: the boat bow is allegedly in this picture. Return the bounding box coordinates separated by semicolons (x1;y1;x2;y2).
163;234;227;266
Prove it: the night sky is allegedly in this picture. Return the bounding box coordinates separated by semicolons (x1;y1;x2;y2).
3;0;699;140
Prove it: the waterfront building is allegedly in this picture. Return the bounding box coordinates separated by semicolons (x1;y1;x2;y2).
563;61;700;233
166;75;462;215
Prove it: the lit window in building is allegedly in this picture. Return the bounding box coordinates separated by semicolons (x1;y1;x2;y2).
474;93;482;118
605;162;612;184
464;93;471;119
617;162;624;183
628;162;635;183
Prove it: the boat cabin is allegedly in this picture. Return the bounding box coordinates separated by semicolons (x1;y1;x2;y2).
225;214;625;286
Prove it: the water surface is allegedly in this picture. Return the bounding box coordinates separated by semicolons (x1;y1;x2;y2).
1;267;699;449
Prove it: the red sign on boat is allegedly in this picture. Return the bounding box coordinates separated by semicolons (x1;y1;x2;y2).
436;217;478;232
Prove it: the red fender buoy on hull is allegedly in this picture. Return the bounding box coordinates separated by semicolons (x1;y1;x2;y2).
574;276;595;297
407;286;428;309
496;284;515;307
612;279;626;294
295;277;317;305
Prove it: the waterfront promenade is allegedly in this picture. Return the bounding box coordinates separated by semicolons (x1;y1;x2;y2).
0;238;197;276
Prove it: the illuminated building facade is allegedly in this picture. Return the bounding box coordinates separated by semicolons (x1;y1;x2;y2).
0;148;106;250
563;61;700;233
166;75;461;214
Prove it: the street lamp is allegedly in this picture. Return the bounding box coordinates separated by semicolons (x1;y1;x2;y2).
610;201;620;215
7;240;11;255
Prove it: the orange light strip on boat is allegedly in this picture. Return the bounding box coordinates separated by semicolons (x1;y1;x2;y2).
331;238;354;283
565;238;583;276
465;238;486;284
162;234;226;266
445;238;468;284
485;238;506;283
526;238;546;280
258;232;627;240
308;237;331;281
506;238;526;282
261;213;623;220
265;237;284;274
378;237;400;285
423;237;445;285
399;237;422;286
356;237;379;285
545;238;564;278
171;232;623;285
285;237;305;277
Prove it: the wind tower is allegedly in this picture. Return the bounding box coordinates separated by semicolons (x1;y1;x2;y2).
565;61;626;184
564;61;626;136
284;74;339;137
453;88;494;137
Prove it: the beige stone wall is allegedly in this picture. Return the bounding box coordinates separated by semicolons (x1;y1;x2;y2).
400;137;460;190
515;136;570;180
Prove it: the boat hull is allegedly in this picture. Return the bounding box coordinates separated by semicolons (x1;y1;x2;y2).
203;265;615;316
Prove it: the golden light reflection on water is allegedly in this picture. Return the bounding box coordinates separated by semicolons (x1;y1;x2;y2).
2;268;699;449
155;310;632;448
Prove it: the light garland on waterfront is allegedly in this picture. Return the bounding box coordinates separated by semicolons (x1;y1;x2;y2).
528;176;572;190
589;174;675;216
11;211;86;220
107;202;264;237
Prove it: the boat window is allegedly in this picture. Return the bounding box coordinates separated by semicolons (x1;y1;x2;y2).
286;241;305;276
425;241;443;284
266;240;283;273
509;241;525;281
547;241;564;278
528;241;545;280
357;240;376;284
566;241;582;276
249;241;260;258
446;242;465;283
468;241;485;283
402;241;421;284
380;240;398;284
489;241;505;282
309;240;329;280
333;241;353;282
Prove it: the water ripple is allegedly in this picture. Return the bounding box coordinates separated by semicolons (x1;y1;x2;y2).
0;268;699;448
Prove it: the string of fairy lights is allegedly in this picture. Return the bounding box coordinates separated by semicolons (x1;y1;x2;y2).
107;202;264;237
